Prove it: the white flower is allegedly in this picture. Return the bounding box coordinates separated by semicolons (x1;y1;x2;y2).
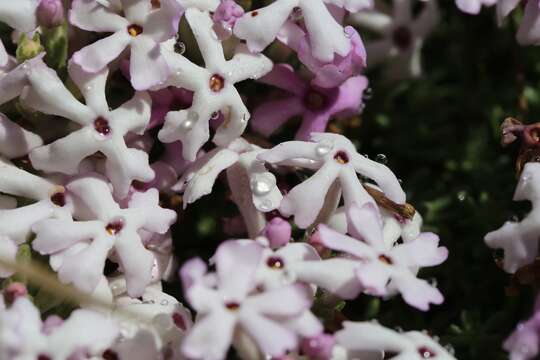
485;162;540;273
258;132;405;228
70;0;183;90
32;175;176;297
157;8;273;161
335;321;456;359
22;60;154;198
0;158;72;244
234;0;372;62
0;297;119;360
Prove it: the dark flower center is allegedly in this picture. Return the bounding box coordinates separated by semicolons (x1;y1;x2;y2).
392;26;412;51
102;350;119;360
172;312;187;330
251;11;259;17
417;346;436;358
266;256;285;269
105;220;124;235
151;0;160;8
378;254;393;265
37;355;52;360
94;117;111;136
209;74;225;92
50;191;66;207
127;24;143;37
334;151;349;164
225;302;240;311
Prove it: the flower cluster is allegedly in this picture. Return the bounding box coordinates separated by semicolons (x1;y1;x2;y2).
0;0;461;359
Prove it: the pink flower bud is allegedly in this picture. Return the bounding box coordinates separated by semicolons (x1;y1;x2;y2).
37;0;65;28
301;334;335;360
4;282;28;305
262;217;291;248
213;0;244;31
42;315;64;335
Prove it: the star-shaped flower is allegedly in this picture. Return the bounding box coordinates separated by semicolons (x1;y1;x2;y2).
258;132;405;228
180;240;318;359
251;64;368;140
158;8;273;161
234;0;372;62
22;60;154;198
70;0;183;90
317;202;447;310
351;0;439;79
32;175;177;297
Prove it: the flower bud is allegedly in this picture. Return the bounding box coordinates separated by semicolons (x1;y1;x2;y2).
3;282;28;306
301;334;335;360
16;33;44;63
37;0;65;28
262;217;291;248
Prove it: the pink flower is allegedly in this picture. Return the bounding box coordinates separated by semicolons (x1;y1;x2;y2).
180;240;317;359
279;22;367;88
318;202;448;310
262;217;292;249
251;64;367;140
37;0;64;28
504;295;540;360
213;0;244;38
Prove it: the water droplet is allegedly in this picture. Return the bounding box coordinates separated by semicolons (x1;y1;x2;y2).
174;35;186;55
394;326;404;333
241;113;249;123
375;153;387;164
250;177;272;196
428;278;437;287
315;140;333;157
85;85;92;91
160;299;169;306
456;190;467;202
363;87;373;100
210;30;219;41
211;111;220;120
344;28;352;38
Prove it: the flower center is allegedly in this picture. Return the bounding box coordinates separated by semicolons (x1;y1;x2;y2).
172;312;187;330
94;117;111;136
392;26;412;51
37;355;52;360
378;254;393;265
105;220;124;235
127;24;143;37
251;11;259;17
417;346;436;358
333;151;349;164
225;301;240;311
50;191;66;207
151;0;160;8
102;350;119;360
266;256;285;269
209;74;225;92
304;89;327;111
